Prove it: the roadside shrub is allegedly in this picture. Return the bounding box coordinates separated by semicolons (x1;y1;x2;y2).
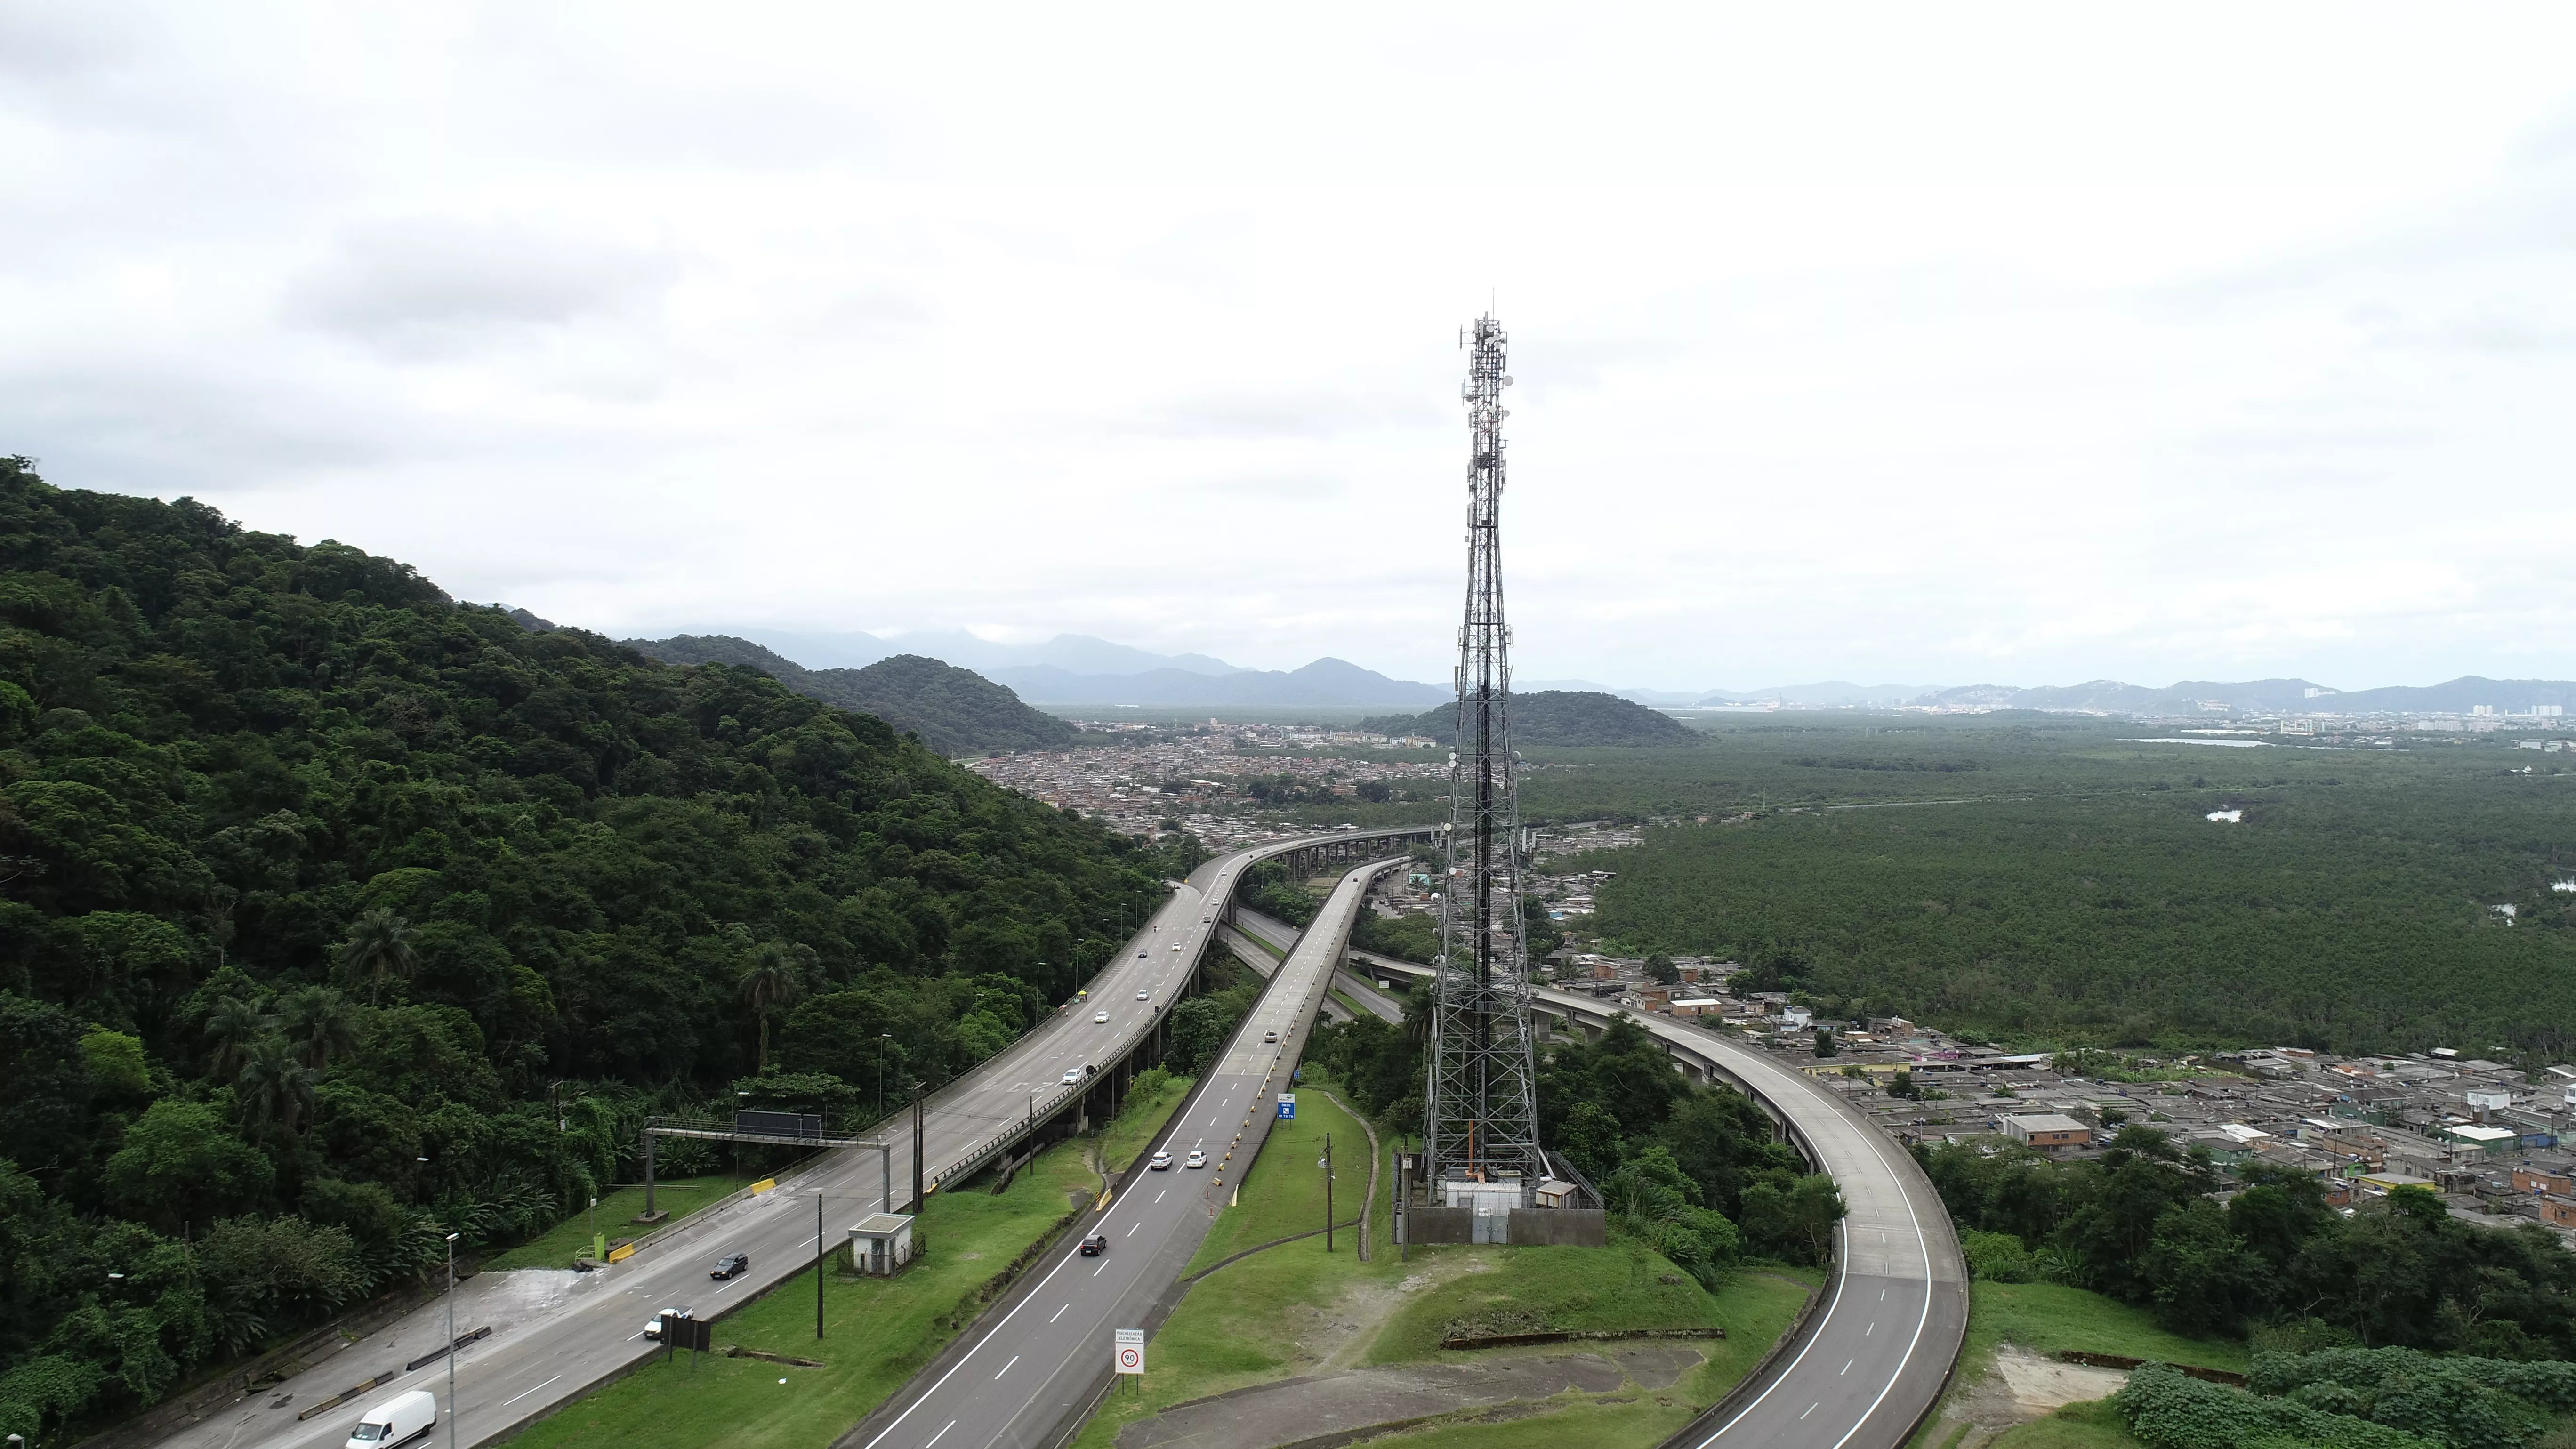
1959;1228;2037;1282
2115;1361;2434;1449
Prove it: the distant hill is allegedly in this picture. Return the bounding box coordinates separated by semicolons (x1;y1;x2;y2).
989;656;1445;707
1359;690;1700;747
669;628;1245;676
625;635;1079;755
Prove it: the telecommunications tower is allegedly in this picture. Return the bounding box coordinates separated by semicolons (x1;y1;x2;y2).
1423;314;1544;1193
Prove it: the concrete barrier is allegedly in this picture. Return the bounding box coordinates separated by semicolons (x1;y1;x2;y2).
1505;1208;1606;1246
1406;1207;1474;1244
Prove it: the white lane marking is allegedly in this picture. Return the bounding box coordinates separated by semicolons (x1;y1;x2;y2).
857;1232;1088;1449
1691;1194;1858;1443
1801;1404;1818;1420
925;1421;957;1449
1866;1322;1874;1335
1841;1360;1852;1375
1096;1261;1108;1275
1155;1190;1167;1203
1828;1134;1940;1449
1050;1304;1069;1323
502;1374;563;1406
1127;1223;1140;1237
995;1355;1018;1379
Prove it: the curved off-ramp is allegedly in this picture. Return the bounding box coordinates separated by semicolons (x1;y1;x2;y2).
1354;951;1968;1449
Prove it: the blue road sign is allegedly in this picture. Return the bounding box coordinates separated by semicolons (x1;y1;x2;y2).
1277;1095;1296;1119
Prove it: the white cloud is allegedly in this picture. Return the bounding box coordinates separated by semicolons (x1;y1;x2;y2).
1;2;2573;691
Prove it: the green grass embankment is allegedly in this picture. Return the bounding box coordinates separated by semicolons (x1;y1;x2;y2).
496;1079;1196;1449
1986;1399;2144;1447
1960;1282;2247;1378
1070;1074;1815;1449
1905;1281;2248;1449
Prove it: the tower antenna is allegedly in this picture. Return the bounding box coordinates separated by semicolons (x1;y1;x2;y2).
1424;313;1543;1197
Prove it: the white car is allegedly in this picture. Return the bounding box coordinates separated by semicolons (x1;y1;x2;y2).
1170;943;1183;952
1061;1068;1083;1085
1094;1010;1110;1024
1135;989;1149;1000
1149;1149;1173;1171
1136;949;1148;958
641;1306;693;1340
1184;1149;1207;1169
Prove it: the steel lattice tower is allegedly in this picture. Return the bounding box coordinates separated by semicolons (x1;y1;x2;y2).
1424;313;1543;1192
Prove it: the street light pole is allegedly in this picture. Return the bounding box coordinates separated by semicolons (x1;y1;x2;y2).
1319;1134;1339;1248
444;1231;460;1449
816;1192;827;1340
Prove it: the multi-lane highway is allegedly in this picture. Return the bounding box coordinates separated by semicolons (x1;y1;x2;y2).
149;829;1422;1449
851;859;1403;1449
1352;950;1968;1449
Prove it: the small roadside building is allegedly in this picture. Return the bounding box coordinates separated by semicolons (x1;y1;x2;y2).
846;1212;916;1276
2000;1113;2092;1152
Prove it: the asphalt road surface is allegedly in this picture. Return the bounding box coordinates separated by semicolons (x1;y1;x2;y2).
853;860;1400;1449
153;830;1417;1449
1349;951;1967;1449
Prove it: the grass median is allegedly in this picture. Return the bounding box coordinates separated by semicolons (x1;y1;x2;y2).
497;1079;1195;1449
1071;1073;1816;1449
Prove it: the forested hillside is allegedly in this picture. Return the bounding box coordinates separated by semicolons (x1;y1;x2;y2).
626;635;1079;757
0;460;1170;1442
1362;689;1699;747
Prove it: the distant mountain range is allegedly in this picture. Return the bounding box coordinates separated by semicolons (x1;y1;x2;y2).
987;658;1445;708
1535;675;2576;716
620;634;1080;756
686;628;1245;677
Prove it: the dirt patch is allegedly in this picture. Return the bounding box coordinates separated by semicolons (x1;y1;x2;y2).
1919;1344;2128;1449
1992;1346;2127;1413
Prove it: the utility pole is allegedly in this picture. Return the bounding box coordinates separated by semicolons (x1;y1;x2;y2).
1324;1132;1334;1252
911;1081;925;1211
816;1193;827;1340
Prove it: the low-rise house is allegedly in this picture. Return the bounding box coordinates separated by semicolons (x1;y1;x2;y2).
2001;1113;2092;1151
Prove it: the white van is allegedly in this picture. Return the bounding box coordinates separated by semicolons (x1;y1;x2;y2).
346;1390;436;1449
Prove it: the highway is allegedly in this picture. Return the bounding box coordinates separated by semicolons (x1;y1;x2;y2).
851;859;1403;1449
1351;950;1968;1449
153;829;1423;1449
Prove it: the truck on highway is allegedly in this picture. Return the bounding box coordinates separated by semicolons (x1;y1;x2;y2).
344;1390;436;1449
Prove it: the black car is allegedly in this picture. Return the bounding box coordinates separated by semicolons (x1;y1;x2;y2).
1078;1233;1108;1257
710;1253;749;1280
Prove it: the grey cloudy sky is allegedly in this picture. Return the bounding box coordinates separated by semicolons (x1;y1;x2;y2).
6;3;2574;691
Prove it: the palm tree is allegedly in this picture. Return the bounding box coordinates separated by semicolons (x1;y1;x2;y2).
737;941;808;1071
335;909;417;1005
236;1035;318;1139
203;996;269;1079
277;985;364;1068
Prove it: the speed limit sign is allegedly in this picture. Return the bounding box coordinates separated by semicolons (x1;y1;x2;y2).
1114;1328;1145;1374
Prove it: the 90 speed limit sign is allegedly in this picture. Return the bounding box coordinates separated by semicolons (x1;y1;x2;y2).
1114;1328;1145;1375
